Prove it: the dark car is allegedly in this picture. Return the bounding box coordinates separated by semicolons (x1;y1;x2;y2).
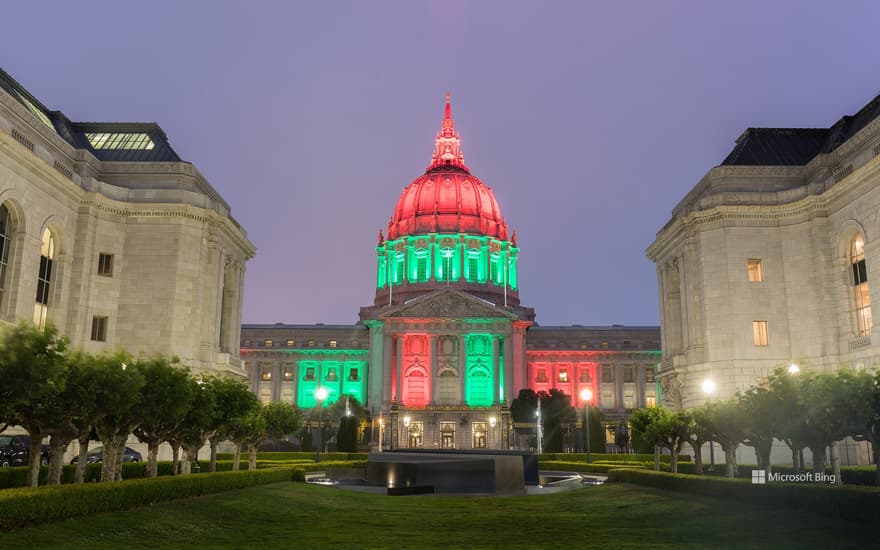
70;446;142;464
0;434;50;467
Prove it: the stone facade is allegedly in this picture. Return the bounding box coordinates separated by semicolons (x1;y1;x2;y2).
0;68;254;375
647;92;880;409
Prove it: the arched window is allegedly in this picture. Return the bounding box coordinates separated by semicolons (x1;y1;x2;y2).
34;228;55;329
0;205;12;309
852;235;872;336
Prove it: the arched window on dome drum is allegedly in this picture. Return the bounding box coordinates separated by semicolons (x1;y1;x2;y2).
391;250;405;285
34;228;55;330
489;252;503;285
0;205;13;310
376;253;388;288
852;235;872;336
411;248;430;283
434;241;460;283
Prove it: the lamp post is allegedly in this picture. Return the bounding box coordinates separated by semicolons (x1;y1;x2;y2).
489;416;497;448
536;399;542;455
580;388;593;463
403;416;411;448
701;379;716;466
378;416;384;452
314;387;328;463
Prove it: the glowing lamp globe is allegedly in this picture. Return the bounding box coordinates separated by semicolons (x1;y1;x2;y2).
315;387;328;402
788;364;800;375
580;388;593;402
701;379;717;395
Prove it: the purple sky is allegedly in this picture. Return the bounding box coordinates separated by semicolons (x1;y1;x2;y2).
4;2;880;326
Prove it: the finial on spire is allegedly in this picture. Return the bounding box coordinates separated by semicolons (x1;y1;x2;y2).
428;91;469;172
511;230;518;247
378;229;385;246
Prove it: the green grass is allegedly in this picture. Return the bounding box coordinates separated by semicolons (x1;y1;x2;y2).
3;482;874;549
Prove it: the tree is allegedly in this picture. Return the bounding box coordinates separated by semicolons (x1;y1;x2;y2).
840;369;880;485
799;372;849;475
537;389;576;453
91;351;145;482
765;368;809;470
684;404;714;475
704;400;748;477
325;395;368;452
0;322;68;487
630;407;689;473
629;407;666;471
207;377;260;472
133;357;194;478
177;376;219;475
739;386;779;474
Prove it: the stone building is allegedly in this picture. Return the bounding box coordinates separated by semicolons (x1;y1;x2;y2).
647;90;880;410
242;96;659;450
0;67;254;375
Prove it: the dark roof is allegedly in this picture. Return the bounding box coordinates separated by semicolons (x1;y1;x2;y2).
0;67;182;162
722;92;880;166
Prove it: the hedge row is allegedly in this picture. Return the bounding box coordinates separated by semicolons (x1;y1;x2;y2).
216;452;368;462
606;468;880;523
0;467;298;529
538;453;691;463
670;463;879;485
0;460;316;490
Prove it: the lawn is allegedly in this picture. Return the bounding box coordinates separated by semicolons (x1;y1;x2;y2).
4;482;873;549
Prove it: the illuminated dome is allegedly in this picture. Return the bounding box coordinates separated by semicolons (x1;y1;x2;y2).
368;94;523;310
386;95;508;240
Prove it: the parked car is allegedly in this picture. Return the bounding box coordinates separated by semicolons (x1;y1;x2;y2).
0;434;50;468
70;446;143;464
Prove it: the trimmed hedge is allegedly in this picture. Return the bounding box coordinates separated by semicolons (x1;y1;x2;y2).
607;468;880;523
538;453;691;463
0;467;298;529
215;452;368;462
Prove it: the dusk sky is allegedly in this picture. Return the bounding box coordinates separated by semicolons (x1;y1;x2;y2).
4;1;879;326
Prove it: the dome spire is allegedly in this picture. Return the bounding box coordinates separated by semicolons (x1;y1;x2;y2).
428;92;469;172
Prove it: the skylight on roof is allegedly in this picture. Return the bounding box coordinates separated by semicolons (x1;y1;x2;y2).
85;132;155;150
14;91;53;130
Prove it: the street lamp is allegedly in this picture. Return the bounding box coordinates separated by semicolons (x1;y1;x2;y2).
702;379;716;466
536;401;543;455
580;388;593;463
314;387;328;463
378;416;384;453
489;416;497;449
788;363;800;375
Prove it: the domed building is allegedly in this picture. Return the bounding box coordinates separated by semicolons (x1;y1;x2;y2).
242;96;660;451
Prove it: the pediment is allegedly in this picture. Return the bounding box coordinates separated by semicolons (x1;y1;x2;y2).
382;289;516;320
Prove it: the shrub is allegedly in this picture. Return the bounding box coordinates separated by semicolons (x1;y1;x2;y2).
539;460;643;475
0;467;298;529
606;468;880;523
215;452;368;462
538;453;690;463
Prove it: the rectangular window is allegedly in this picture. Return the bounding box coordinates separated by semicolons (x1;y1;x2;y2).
287;339;295;347
98;253;114;277
264;339;273;348
558;369;568;383
348;368;360;381
624;366;634;383
602;391;615;408
579;370;591;383
329;340;337;348
747;258;763;282
90;316;107;341
308;340;316;348
536;369;548;383
326;368;338;381
283;367;293;381
646;395;657;407
261;366;272;381
602;366;613;383
752;321;769;346
623;391;635;409
645;367;655;383
304;367;316;381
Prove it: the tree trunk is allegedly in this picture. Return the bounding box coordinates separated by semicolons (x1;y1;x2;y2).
830;441;842;485
47;437;69;485
101;438;121;483
170;442;180;475
873;442;880;486
810;445;826;475
233;443;242;471
74;435;90;483
26;433;44;487
790;444;800;471
210;439;218;473
248;444;257;471
724;446;736;478
691;441;703;475
148;441;159;478
115;446;124;481
653;445;660;471
181;446;193;475
756;441;772;475
670;444;679;474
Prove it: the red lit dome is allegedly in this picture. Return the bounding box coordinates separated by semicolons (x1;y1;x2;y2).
386;95;508;240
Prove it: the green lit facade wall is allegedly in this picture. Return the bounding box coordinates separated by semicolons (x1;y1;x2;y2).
464;333;495;406
376;234;518;289
295;351;368;408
